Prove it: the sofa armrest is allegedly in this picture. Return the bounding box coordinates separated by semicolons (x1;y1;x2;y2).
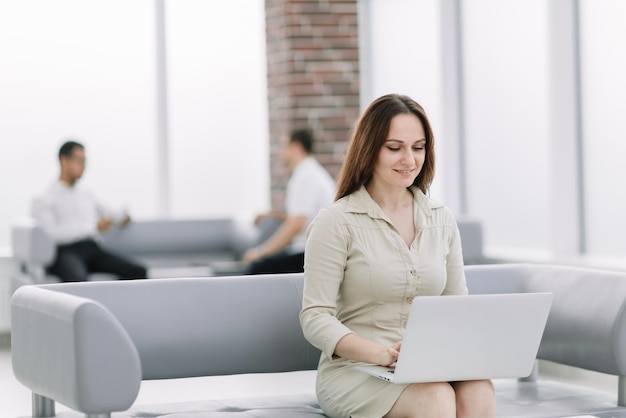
456;217;484;264
523;265;626;376
11;285;141;415
99;218;245;257
11;221;56;284
466;263;626;378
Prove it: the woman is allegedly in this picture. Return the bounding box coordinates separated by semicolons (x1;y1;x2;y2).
300;94;496;418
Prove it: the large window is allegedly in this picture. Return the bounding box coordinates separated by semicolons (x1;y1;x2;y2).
361;0;626;266
0;0;158;248
462;0;551;255
0;1;269;248
579;0;626;258
359;0;445;200
166;0;269;220
4;0;626;267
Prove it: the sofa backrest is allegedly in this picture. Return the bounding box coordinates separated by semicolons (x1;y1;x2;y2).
39;273;321;380
12;217;484;273
99;218;256;258
465;263;626;377
11;218;260;283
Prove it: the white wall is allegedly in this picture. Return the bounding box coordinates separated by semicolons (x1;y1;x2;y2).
462;0;551;254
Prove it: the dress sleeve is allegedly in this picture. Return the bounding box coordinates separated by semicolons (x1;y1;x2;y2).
299;206;354;359
443;211;469;296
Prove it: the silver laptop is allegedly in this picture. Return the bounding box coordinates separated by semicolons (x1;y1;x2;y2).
355;292;553;384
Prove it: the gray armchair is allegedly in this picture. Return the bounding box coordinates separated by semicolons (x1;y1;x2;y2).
11;219;56;285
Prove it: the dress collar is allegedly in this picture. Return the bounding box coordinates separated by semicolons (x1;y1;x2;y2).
344;184;442;221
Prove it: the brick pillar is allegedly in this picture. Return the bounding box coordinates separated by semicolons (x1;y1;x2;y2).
265;0;360;210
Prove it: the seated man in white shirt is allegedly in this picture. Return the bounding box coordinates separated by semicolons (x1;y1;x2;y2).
31;140;147;282
243;129;336;274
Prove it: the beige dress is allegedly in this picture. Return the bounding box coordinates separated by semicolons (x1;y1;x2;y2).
300;185;468;418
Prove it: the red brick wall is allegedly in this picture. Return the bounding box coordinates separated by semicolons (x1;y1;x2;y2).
264;0;360;209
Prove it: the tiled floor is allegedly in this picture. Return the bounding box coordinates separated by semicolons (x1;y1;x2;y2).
0;332;619;418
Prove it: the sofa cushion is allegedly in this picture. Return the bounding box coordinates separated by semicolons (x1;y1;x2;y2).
494;379;626;417
55;394;326;417
51;380;626;418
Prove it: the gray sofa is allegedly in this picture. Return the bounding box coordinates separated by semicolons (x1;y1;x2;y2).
10;263;626;418
10;217;258;284
10;217;486;285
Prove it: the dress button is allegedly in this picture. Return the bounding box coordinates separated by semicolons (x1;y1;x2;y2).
410;270;417;275
406;296;414;304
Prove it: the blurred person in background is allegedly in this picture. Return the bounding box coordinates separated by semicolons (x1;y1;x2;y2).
31;140;147;282
243;129;336;274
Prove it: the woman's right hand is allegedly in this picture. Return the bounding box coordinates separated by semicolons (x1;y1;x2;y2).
334;334;402;366
378;341;402;366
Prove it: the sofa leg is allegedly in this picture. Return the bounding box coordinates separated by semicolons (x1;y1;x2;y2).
619;375;626;406
32;393;55;417
85;414;111;418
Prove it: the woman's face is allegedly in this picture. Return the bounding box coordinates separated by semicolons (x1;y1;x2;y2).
372;113;426;190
